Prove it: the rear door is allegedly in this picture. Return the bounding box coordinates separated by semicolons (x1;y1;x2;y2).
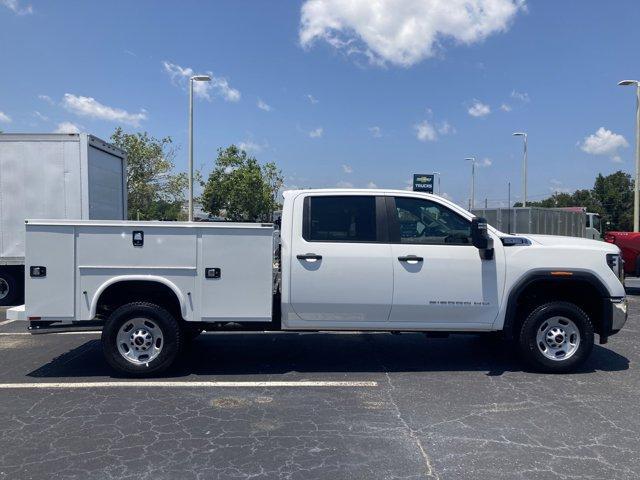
289;194;393;325
388;195;504;327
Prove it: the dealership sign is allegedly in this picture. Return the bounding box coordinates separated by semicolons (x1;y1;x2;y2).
413;174;434;193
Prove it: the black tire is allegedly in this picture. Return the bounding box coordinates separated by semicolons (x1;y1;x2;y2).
0;270;18;307
101;302;182;376
518;301;594;373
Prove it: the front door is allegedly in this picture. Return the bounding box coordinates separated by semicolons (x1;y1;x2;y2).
388;196;504;327
289;194;393;325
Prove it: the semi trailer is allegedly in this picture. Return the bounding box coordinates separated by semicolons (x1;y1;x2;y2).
9;189;627;375
0;133;127;306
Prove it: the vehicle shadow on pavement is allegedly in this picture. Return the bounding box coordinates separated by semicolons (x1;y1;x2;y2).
26;332;630;379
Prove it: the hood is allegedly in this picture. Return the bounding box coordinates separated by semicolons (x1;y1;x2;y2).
521;234;619;252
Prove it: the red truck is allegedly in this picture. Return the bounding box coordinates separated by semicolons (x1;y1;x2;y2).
604;231;640;276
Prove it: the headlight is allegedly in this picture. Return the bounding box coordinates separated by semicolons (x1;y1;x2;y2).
607;253;624;283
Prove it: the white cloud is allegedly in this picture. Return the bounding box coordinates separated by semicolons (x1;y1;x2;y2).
369;126;382;137
437;121;455;135
336;180;354;188
549;178;571;193
238;140;263;153
299;0;524;67
511;90;530;102
366;181;378;189
211;77;241;102
38;94;54;105
1;0;33;15
468;100;491;117
33;111;48;122
62;94;147;126
307;94;319;104
162;61;240;102
414;116;454;142
414;120;437;142
500;103;512;112
580;127;629;162
479;157;492;167
342;164;353;173
0;111;12;123
257;99;271;111
309;127;323;138
53;121;81;134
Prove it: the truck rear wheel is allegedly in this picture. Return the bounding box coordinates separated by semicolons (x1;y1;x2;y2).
101;302;182;376
517;301;594;373
0;270;18;307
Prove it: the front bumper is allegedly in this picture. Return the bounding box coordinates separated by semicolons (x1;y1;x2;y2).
600;297;628;344
610;297;628;332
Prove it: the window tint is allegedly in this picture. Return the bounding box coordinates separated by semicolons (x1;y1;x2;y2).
305;196;377;242
394;197;471;245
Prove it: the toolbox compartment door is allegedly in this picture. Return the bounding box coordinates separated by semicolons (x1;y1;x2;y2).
25;224;75;319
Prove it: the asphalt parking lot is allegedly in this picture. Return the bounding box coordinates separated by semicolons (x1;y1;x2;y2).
0;296;638;480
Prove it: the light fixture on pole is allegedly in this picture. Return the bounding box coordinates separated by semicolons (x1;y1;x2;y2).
188;74;211;222
618;80;640;232
464;157;476;210
513;132;528;207
433;172;441;195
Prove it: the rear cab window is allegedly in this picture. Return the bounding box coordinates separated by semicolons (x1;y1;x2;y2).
303;196;380;242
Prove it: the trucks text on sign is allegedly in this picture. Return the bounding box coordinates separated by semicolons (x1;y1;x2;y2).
413;174;434;193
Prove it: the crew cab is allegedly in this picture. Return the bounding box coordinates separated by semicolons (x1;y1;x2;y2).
8;189;628;375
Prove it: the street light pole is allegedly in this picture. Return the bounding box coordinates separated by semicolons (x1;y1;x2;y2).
465;157;476;210
513;132;528;207
619;80;640;232
188;75;211;222
433;172;441;195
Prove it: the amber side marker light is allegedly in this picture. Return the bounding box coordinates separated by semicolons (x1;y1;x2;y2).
550;271;573;277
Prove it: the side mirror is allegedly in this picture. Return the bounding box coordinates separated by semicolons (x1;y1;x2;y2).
471;217;494;260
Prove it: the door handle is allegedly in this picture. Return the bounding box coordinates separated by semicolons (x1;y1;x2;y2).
297;253;323;261
398;255;423;262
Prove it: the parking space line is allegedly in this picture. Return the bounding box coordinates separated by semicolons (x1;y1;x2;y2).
0;380;378;389
0;332;100;335
0;319;15;326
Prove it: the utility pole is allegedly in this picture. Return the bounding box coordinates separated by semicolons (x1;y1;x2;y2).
618;80;640;231
513;132;528;208
188;74;212;222
465;157;476;210
508;182;511;234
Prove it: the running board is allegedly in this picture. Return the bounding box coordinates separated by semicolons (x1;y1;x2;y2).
28;320;103;335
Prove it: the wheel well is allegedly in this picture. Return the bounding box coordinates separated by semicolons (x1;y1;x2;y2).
506;278;605;339
95;281;183;320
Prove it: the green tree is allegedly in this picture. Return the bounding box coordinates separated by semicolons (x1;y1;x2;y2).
201;145;283;221
110;127;188;220
592;171;633;231
513;171;633;232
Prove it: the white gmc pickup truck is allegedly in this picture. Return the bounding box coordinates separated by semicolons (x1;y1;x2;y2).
9;189;628;375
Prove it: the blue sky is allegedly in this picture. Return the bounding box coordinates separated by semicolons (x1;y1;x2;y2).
1;0;639;207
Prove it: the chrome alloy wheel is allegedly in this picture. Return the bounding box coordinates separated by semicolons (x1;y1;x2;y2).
536;316;580;361
116;317;164;365
0;278;8;300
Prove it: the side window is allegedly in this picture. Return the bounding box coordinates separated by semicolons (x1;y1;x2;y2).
394;197;471;245
304;196;377;242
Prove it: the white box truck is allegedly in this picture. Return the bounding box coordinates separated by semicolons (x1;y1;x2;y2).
9;189;627;375
471;207;602;240
0;133;127;305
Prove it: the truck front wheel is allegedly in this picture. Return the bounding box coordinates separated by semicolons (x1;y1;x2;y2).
518;301;594;373
101;302;182;376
